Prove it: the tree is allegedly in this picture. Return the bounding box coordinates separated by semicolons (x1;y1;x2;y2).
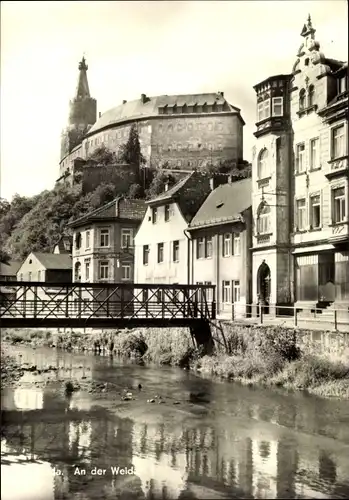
118;124;146;169
127;183;143;199
145;171;176;199
86;145;117;166
0;249;10;264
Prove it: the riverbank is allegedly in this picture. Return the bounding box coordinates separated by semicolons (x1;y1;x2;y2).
1;324;348;399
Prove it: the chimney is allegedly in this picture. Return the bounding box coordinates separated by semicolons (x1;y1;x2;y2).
228;174;233;184
218;91;224;97
141;93;147;104
164;183;169;192
122;100;127;104
99;112;101;118
209;177;216;191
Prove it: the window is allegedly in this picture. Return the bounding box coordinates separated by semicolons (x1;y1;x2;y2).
310;138;319;170
272;97;283;116
332;187;346;223
332;125;345;159
173;240;180;262
310;195;321;229
164;205;170;222
296;143;305;173
85;261;90;280
38;270;41;281
223;234;231;257
233;280;241;302
152;208;157;224
122;264;131;281
258;149;269;179
74;262;81;282
203;281;213;303
121;228;133;249
98;260;109;280
308;85;315;107
296;198;306;230
299;89;306;110
222;281;231;303
86;230;90;248
143;245;149;265
257;99;271;122
28;272;32;282
99;229;110;247
20;273;23;281
338;76;346;94
197;237;205;259
205;236;213;258
233;233;241;255
157;243;164;263
75;232;82;250
257;203;271;234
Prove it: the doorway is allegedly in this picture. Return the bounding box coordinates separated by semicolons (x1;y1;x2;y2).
257;261;271;314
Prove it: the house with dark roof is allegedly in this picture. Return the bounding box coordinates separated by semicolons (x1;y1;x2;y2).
134;171;213;285
67;197;146;284
17;253;72;283
187;178;252;316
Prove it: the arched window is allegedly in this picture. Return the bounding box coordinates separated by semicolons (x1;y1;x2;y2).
308;85;315;107
257;202;271;235
257;149;269;179
74;262;81;282
299;89;306;110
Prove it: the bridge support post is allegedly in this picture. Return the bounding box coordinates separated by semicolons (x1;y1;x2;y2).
190;320;214;355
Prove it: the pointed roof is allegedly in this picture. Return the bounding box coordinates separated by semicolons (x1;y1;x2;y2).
75;56;90;99
301;14;316;37
68;197;147;228
28;253;72;271
188;178;252;230
147;172;194;205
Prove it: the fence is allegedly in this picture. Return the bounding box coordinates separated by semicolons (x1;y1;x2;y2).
217;302;349;331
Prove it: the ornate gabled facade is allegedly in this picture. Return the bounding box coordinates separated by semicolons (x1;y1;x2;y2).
251;15;348;316
60;57;97;168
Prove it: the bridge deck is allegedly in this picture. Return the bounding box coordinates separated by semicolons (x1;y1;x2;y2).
0;281;216;329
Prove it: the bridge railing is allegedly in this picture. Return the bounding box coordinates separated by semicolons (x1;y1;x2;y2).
0;281;216;321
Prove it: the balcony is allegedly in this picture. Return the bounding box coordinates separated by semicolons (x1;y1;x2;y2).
325;156;349;179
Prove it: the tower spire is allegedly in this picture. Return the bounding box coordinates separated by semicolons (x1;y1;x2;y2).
301;13;316;38
76;55;90;99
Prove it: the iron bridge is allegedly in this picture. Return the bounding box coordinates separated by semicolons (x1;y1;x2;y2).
0;281;216;329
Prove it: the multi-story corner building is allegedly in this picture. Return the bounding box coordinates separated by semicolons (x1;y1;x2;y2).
251;15;348;313
134;171;212;285
68;197;146;284
187;178;252;316
58;59;246;182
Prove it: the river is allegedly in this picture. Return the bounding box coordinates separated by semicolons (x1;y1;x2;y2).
1;343;349;500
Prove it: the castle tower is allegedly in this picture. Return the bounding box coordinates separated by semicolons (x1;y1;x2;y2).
251;69;293;314
60;57;97;162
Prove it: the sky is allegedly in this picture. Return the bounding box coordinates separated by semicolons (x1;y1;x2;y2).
1;0;348;202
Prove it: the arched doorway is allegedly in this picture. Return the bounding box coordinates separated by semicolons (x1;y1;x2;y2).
257;261;271;314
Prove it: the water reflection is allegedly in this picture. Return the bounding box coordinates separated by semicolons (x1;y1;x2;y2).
1;345;349;500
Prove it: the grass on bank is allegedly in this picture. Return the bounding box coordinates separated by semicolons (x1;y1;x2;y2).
1;324;348;398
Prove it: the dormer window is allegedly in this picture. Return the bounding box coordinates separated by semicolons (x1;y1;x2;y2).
308;85;315;107
272;97;283;117
299;89;306;110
